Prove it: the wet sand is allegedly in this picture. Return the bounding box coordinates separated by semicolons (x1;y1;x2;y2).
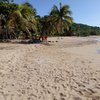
0;36;100;100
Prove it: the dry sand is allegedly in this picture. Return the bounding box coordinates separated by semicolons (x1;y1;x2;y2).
0;36;100;100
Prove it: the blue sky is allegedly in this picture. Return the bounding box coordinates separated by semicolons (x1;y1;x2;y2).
15;0;100;27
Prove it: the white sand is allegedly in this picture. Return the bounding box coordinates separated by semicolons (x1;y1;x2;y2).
0;36;100;100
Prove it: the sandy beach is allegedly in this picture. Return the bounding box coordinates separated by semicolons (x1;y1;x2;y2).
0;36;100;100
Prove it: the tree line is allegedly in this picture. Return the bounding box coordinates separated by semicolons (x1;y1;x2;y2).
0;0;73;41
72;23;100;36
0;0;99;42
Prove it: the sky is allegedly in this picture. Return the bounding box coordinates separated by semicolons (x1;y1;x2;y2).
15;0;100;27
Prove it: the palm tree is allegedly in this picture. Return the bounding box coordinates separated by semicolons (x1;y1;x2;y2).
49;3;73;35
8;2;37;39
0;2;18;40
36;15;52;42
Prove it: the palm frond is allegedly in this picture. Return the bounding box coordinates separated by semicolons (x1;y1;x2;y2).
61;5;72;16
50;5;59;15
64;16;73;25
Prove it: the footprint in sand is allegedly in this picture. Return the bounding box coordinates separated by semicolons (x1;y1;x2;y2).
59;93;66;100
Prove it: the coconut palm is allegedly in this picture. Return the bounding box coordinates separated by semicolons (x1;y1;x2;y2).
36;15;52;42
8;2;37;39
24;2;36;16
49;3;73;35
0;2;18;40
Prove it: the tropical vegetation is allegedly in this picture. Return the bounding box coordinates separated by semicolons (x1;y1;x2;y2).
0;1;100;42
72;23;100;36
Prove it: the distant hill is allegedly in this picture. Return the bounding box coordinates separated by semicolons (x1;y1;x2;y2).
72;23;100;36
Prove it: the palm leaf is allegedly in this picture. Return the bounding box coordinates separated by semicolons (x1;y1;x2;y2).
50;5;59;15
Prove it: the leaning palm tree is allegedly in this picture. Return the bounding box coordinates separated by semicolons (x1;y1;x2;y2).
49;3;73;35
8;2;37;39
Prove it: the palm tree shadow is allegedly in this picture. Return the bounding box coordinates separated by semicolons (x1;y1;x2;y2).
9;39;41;44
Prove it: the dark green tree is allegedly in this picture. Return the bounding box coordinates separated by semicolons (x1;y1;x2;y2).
49;3;73;35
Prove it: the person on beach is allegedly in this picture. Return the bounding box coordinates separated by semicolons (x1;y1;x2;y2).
40;32;48;43
44;35;47;43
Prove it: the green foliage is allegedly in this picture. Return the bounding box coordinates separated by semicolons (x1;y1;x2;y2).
0;1;38;40
36;3;73;37
0;2;18;16
48;3;73;36
0;1;100;41
72;23;100;36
